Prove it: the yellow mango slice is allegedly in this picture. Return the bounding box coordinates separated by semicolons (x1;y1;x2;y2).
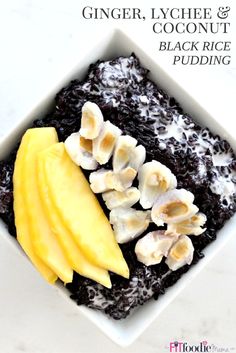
37;156;111;288
13;130;57;284
39;143;129;279
21;128;73;284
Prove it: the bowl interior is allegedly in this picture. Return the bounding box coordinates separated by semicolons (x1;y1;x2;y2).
0;29;235;347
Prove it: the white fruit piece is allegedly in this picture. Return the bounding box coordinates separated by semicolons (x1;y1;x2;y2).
113;135;137;172
93;121;121;164
138;160;177;209
89;167;137;194
80;101;104;139
165;235;194;271
117;167;137;191
129;145;146;171
135;230;178;266
89;169;115;193
64;132;98;170
110;207;151;243
151;189;199;226
102;187;140;210
166;212;207;236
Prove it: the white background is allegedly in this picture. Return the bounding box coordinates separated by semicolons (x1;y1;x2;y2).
0;0;235;352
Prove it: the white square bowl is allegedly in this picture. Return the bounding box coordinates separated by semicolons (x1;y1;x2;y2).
0;29;235;347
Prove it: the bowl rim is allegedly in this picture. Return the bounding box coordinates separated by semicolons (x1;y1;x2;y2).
0;28;235;347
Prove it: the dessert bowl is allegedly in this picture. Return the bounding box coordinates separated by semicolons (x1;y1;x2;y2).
0;29;235;347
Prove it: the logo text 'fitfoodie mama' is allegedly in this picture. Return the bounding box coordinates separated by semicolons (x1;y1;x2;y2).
169;341;235;353
170;341;211;352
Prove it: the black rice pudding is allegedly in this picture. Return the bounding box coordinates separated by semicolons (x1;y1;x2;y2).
0;54;235;320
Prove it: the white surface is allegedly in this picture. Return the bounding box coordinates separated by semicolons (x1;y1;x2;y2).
0;0;236;352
